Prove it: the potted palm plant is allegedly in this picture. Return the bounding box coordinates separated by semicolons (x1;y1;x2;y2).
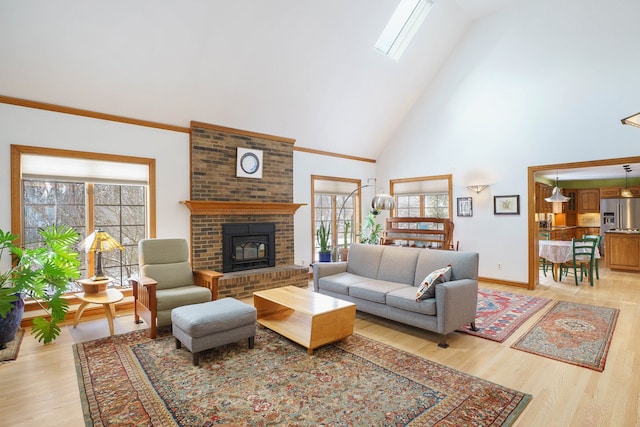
0;225;81;346
316;220;332;262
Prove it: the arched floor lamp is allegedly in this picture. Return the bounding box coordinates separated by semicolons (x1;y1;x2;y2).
334;180;395;260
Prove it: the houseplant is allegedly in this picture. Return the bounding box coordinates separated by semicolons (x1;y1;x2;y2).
359;212;383;244
0;225;81;346
316;220;332;262
340;220;351;261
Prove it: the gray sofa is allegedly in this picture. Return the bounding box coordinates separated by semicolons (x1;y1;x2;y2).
313;243;479;347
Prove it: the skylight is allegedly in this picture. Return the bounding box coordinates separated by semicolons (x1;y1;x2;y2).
375;0;435;61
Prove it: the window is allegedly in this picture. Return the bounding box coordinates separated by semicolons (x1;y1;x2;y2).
11;145;156;291
391;175;452;219
311;176;361;262
375;0;435;60
390;175;452;245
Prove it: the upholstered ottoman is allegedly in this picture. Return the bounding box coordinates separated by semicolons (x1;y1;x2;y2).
171;298;257;366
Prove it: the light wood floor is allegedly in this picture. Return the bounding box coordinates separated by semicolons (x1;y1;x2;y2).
1;266;639;426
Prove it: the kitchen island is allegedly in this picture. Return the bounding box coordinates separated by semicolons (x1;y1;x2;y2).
605;230;640;271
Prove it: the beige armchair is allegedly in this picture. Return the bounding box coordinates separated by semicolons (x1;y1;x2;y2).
130;238;222;339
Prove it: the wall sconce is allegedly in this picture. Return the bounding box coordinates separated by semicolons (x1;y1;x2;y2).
621;112;640;128
467;185;489;194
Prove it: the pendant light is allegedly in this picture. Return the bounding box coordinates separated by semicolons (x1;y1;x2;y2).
545;173;571;203
621;165;633;198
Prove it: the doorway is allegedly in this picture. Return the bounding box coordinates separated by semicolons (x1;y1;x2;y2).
527;155;640;289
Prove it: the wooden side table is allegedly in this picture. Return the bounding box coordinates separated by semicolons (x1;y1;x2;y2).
73;288;124;336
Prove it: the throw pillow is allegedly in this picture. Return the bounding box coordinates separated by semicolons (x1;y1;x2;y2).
415;265;452;301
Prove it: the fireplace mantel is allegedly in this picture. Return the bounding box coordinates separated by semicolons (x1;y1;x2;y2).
181;200;305;215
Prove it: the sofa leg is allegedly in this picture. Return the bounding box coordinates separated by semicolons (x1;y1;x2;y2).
438;335;449;348
193;352;200;366
248;336;255;349
470;322;479;332
175;338;181;349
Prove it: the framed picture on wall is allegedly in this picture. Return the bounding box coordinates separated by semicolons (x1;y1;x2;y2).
236;147;263;179
457;197;473;217
494;195;520;215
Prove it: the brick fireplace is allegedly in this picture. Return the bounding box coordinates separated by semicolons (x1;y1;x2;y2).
183;122;307;299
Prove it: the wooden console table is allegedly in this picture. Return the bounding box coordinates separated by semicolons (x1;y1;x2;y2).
380;217;455;250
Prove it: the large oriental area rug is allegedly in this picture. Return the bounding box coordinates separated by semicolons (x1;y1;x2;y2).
74;327;531;426
511;301;619;371
457;288;551;343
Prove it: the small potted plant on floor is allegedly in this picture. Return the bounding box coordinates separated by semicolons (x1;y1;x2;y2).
340;220;351;261
316;220;332;262
0;225;81;346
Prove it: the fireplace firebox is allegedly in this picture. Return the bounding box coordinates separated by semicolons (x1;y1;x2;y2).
222;223;276;273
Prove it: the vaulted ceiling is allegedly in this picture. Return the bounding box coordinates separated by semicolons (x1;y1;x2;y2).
0;0;515;160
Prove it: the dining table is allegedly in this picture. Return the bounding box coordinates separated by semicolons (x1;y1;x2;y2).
539;240;601;282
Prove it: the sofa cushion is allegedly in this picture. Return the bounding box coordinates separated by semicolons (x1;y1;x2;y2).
377;246;421;284
346;244;385;279
349;280;409;304
318;272;368;296
387;287;437;316
413;250;479;286
416;265;451;301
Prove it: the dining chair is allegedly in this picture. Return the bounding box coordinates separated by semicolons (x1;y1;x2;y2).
583;234;602;280
539;231;552;277
559;238;597;286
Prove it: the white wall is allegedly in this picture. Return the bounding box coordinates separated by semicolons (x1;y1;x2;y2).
376;0;640;282
0;103;191;245
0;103;377;274
293;151;376;267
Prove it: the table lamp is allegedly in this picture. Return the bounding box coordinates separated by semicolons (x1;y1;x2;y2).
80;229;124;281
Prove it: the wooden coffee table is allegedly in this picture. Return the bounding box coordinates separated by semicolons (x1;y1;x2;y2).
253;286;356;355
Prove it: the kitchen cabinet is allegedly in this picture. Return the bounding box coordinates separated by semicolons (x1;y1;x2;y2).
549;227;576;241
536;183;552;213
600;186;640;198
605;232;640;271
565;190;578;213
600;187;621;198
576;227;600;239
578;189;600;213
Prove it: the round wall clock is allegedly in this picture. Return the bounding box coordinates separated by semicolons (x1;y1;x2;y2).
236;147;263;179
240;152;260;175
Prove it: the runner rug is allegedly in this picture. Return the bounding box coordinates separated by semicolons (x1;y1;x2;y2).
74;327;531;426
457;288;552;343
511;301;619;371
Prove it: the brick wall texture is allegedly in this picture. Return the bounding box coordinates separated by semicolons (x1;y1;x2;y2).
189;123;306;298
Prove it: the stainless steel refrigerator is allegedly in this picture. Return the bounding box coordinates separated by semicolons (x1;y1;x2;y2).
600;197;640;251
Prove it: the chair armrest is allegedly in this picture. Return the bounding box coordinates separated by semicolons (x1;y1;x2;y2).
130;276;158;291
129;276;158;338
193;270;223;300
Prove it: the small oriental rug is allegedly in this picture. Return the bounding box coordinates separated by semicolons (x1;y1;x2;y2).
511;301;619;371
0;328;24;364
74;327;531;426
457;288;552;343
